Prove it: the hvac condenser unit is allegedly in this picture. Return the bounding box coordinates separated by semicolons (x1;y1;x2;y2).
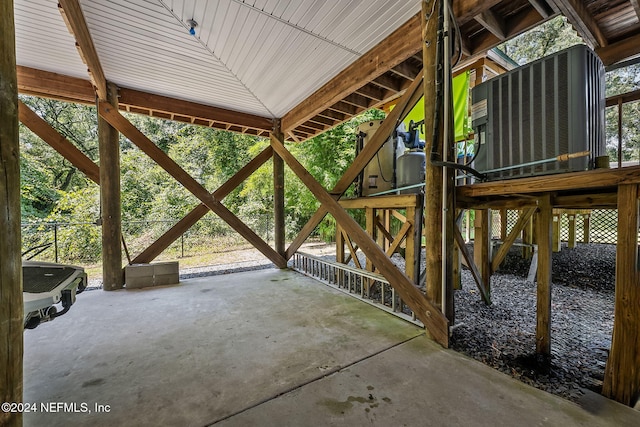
471;44;605;180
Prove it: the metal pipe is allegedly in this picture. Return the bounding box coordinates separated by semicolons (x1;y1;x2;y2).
480;150;591;175
441;0;452;318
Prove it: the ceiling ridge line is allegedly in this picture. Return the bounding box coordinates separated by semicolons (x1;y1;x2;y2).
231;0;363;57
158;0;276;119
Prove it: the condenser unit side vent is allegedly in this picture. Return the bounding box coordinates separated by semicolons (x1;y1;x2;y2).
471;44;605;181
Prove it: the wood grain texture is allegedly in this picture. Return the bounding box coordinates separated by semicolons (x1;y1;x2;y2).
18;100;100;184
271;133;449;347
58;0;107;98
98;83;123;290
536;195;553;355
0;1;23;423
98;101;286;268
281;13;422;132
603;184;640;406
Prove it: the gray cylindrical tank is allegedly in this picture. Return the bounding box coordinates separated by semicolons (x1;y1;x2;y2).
359;120;399;196
397;149;426;194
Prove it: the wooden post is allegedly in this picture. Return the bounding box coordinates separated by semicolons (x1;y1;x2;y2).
474;209;491;298
272;128;285;259
336;223;345;264
603;184;640;406
567;214;577;249
552;213;561;252
423;0;444;310
500;208;508;240
0;2;24;424
523;212;534;259
536;195;553;356
99;83;123;290
583;213;591;243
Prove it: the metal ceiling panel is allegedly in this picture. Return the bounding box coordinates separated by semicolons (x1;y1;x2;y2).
14;0;91;79
14;0;420;119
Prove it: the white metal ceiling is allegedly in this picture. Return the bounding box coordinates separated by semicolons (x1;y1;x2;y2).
14;0;420;118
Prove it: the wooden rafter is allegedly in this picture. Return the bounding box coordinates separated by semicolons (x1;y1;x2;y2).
341;229;363;270
285;72;424;260
528;0;554;18
97;101;286;268
454;0;503;25
596;33;640;66
632;0;640;20
550;0;607;48
58;0;107;99
468;7;548;58
474;8;507;40
270;133;449;346
281;13;422;132
131;146;274;264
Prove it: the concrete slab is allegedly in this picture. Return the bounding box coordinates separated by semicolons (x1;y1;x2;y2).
217;336;640;426
22;268;639;426
23;268;422;427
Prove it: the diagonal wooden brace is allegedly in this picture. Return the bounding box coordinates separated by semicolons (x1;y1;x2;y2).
98;101;287;268
131;146;274;264
270;133;449;347
285;72;424;260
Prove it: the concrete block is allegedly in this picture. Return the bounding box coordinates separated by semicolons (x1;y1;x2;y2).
152;261;179;276
154;273;179;286
125;264;155;289
124;262;179;289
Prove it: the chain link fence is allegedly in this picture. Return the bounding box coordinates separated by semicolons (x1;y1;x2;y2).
489;209;619;244
21;213;273;266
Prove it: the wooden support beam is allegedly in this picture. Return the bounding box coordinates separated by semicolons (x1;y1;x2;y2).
536;195;553;356
336;224;345;264
631;0;640;21
453;0;503;25
528;0;554;18
131;146;273;264
551;0;607;48
270;133;449;346
285;72;424;260
596;33;640;66
474;9;507;40
491;208;537;273
58;0;107;99
282;13;422;132
273;127;285;258
17;65;95;104
341;229;363;270
0;2;23;423
455;225;491;304
458;166;640;198
474;209;492;299
583;214;591;243
567;214;577;248
98;101;286;268
118;88;273;133
603;184;640;406
98;83;123;290
18;100;100;183
552;214;562;252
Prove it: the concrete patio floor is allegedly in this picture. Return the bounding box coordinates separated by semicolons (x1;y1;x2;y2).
23;268;640;426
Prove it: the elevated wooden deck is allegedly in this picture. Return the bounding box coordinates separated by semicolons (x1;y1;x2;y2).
457;166;640;406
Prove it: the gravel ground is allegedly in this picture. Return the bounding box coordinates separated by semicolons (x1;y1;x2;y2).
86;241;615;403
452;242;615;402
